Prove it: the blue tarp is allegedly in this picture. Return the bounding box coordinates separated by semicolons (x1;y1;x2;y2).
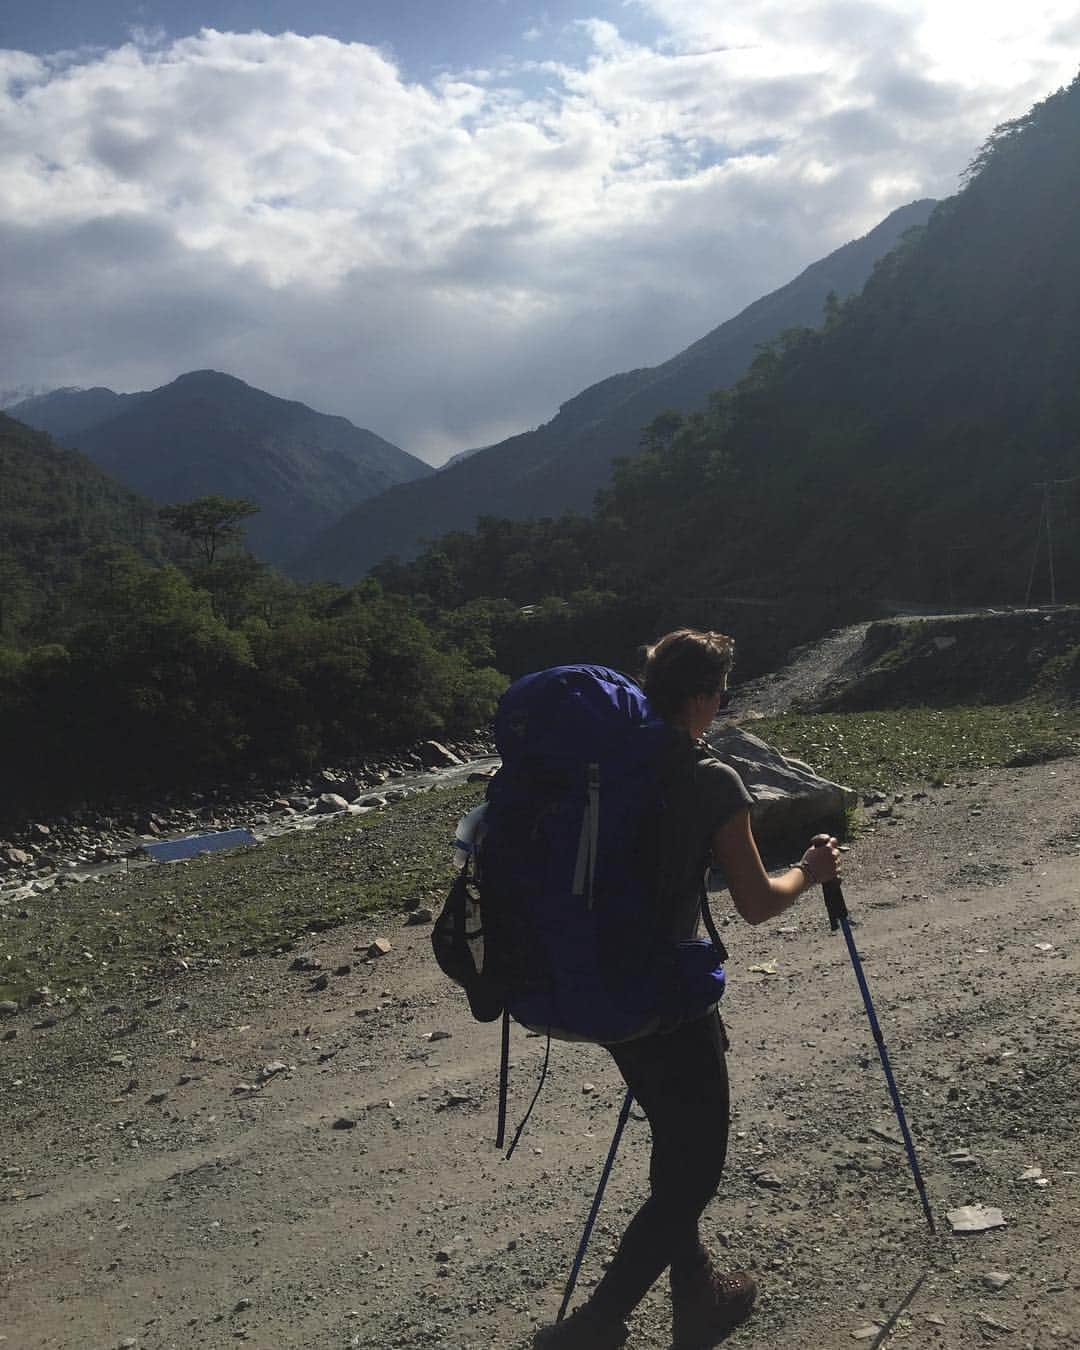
140;827;258;863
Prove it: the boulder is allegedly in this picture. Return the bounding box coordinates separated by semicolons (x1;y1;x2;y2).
315;769;363;799
706;724;855;843
314;793;350;814
418;740;464;769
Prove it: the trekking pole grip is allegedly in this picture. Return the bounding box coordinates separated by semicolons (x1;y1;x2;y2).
822;878;848;932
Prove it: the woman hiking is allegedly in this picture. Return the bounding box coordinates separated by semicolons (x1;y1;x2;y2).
534;628;841;1350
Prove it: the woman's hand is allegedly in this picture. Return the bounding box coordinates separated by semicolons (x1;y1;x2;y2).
799;833;841;885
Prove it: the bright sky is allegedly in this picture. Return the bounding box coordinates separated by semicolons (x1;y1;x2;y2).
2;2;1077;462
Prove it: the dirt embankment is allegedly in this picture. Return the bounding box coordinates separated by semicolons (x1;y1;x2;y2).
2;751;1078;1349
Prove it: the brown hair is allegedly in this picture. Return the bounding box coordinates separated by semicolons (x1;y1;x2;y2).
640;628;735;719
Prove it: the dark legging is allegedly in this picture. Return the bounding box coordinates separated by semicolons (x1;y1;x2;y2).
588;1010;730;1321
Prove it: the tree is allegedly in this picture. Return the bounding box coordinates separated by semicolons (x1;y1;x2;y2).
158;496;260;565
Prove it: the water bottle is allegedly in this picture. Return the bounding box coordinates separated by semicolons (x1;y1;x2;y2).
452;802;488;868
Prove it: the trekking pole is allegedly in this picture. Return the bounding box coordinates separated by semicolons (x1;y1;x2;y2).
558;1086;635;1321
823;879;936;1233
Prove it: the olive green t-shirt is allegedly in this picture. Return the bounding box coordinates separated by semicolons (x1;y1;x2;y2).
652;730;754;940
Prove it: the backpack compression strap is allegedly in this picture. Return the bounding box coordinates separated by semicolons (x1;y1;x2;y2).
571;763;601;908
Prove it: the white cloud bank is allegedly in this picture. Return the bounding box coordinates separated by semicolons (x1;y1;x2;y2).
1;9;1076;460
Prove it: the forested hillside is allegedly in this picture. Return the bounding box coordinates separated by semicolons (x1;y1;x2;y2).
0;412;180;645
376;75;1080;673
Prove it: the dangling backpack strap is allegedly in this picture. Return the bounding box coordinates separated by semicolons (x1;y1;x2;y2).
496;1008;511;1149
699;884;728;964
504;1025;552;1160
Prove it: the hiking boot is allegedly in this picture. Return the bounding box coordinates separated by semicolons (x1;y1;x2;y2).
670;1261;757;1348
532;1302;630;1349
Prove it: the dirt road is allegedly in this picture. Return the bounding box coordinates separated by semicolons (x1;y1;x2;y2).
2;760;1078;1350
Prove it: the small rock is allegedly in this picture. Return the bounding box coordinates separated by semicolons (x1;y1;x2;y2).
982;1271;1014;1292
310;973;330;991
333;964;352;977
975;1312;1015;1333
147;1090;168;1105
582;1082;597;1095
405;908;434;926
290;953;320;972
332;1116;358;1130
425;1030;452;1042
753;1171;783;1189
367;938;392;958
850;1323;882;1340
0;1000;18;1017
233;1297;253;1313
947;1204;1006;1234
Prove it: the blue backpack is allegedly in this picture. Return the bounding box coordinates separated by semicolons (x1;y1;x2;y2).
433;665;727;1148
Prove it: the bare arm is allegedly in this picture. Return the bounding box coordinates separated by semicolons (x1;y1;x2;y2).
712;808;839;926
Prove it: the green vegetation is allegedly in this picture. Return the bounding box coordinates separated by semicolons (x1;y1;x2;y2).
753;702;1080;793
0;417;502;824
0;783;482;1004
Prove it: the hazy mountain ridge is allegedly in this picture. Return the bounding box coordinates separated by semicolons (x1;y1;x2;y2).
9;371;432;567
295;198;936;581
5;386;148;441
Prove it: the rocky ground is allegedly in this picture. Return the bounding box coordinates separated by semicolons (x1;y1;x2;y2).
0;735;493;889
2;746;1078;1349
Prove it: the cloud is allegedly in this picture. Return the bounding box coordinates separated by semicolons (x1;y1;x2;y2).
0;17;1077;461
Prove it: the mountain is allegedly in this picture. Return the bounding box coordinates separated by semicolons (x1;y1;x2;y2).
9;371;433;566
537;74;1080;631
0;411;177;643
5;386;146;442
296;199;936;581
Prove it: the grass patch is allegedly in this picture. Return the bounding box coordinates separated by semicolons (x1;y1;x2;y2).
751;701;1080;792
0;783;483;1005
